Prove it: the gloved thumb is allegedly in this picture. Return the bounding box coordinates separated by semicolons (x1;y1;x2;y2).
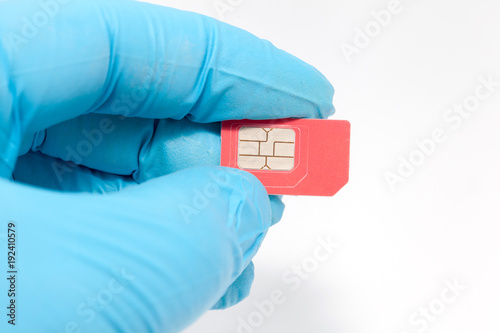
0;166;271;333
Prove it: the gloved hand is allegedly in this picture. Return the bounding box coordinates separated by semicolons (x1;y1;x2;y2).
0;0;334;332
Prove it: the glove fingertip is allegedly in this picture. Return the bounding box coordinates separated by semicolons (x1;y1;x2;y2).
269;195;285;226
211;262;255;310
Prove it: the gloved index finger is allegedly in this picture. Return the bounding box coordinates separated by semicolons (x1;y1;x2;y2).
0;0;334;136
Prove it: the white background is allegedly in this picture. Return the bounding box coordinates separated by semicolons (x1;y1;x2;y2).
143;1;500;332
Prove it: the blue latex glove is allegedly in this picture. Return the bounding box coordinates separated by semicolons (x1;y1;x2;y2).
0;0;334;332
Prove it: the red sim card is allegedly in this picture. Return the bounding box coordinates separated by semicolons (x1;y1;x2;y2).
220;118;351;196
